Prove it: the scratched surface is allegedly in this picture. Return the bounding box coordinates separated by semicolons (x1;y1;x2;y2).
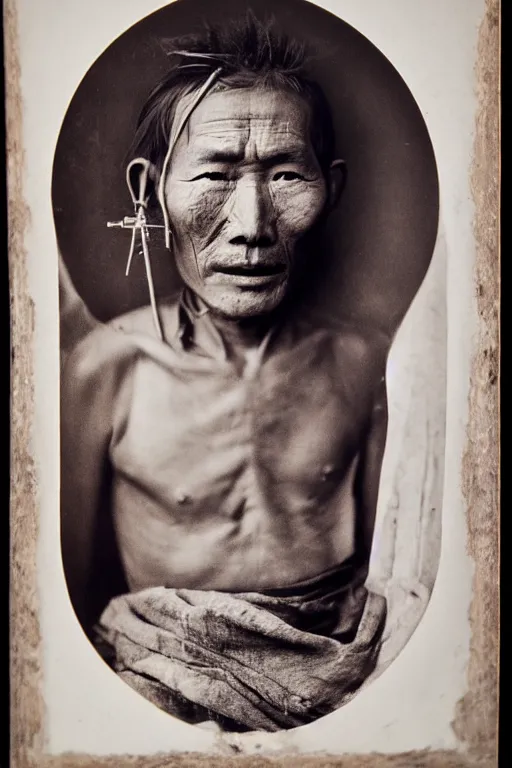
7;0;499;766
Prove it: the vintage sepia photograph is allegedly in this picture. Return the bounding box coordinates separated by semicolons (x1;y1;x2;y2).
7;0;500;761
54;0;444;734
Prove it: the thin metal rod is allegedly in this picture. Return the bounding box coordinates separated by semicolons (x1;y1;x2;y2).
157;67;223;250
107;220;165;229
140;225;164;341
125;226;137;276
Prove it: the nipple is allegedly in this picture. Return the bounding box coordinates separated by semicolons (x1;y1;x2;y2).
176;490;191;505
321;464;336;482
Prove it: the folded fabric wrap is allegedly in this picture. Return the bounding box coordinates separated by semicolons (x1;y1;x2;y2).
95;557;387;732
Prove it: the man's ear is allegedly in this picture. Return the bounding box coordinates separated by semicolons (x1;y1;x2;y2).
126;158;159;207
326;159;347;211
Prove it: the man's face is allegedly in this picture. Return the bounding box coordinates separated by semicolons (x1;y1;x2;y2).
163;87;331;319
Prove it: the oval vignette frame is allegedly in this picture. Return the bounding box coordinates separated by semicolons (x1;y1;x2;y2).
52;0;444;735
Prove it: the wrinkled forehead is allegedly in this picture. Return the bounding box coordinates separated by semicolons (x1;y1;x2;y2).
173;86;314;156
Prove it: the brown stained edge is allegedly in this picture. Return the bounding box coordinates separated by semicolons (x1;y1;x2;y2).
34;753;499;768
6;0;499;766
6;1;45;768
453;0;500;763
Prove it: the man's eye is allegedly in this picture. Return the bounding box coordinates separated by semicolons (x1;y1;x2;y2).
273;171;305;182
194;172;229;181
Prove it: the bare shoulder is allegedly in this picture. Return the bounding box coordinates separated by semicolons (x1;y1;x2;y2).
109;305;159;335
332;322;389;366
298;312;390;374
62;320;140;400
332;324;389;409
109;297;180;339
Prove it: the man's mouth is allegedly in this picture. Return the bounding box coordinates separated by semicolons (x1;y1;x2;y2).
210;262;287;288
215;263;286;277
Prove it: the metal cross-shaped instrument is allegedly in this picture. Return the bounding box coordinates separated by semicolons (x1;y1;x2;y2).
107;158;165;340
106;67;223;342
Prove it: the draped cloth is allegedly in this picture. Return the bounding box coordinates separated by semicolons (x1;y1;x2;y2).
95;558;387;732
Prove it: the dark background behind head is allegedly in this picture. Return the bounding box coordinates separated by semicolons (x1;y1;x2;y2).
52;0;439;337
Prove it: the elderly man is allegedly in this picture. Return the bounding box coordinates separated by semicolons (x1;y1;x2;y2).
61;15;389;732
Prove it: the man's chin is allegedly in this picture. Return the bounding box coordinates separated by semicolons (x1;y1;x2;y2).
201;284;288;321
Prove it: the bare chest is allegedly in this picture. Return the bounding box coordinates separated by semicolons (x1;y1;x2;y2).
111;341;373;520
108;331;381;590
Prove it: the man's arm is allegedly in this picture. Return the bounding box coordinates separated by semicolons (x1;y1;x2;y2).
59;251;99;365
355;376;389;564
60;327;135;634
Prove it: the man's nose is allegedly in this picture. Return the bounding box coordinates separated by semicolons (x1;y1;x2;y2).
228;177;277;247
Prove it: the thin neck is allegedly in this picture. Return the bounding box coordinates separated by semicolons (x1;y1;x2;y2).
209;311;276;355
185;288;285;361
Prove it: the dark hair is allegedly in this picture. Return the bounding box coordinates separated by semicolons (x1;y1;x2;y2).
130;12;336;196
